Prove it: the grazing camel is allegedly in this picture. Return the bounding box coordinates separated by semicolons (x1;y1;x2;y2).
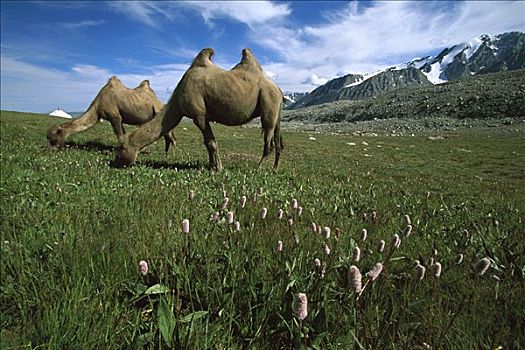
47;76;175;153
115;48;284;171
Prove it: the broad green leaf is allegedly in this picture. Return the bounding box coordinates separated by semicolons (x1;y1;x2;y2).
144;284;170;295
179;310;208;323
157;298;176;346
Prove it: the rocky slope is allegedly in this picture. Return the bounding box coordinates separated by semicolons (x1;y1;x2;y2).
282;69;525;125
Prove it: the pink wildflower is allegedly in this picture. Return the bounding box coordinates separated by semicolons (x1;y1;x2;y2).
293;293;308;320
260;207;268;219
405;224;413;237
288;218;294;226
220;197;229;211
212;211;220;222
240;195;247;209
391;233;401;248
314;258;321;268
291;198;298;210
360;228;367;241
139;260;149;275
352;246;361;262
430;262;442;278
378;240;385;253
277;240;283;252
348;265;362;293
182;219;190;234
226;211;234;225
475;257;491;276
415;263;426;281
367;262;383;281
188;190;195;201
277;208;284;219
322;226;331;239
322;242;331;255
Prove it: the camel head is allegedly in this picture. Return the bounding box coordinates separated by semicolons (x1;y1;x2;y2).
47;124;66;149
114;139;138;168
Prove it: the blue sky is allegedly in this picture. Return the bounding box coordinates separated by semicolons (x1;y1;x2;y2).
1;1;524;113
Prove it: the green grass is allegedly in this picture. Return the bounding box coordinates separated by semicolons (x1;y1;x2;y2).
1;110;524;349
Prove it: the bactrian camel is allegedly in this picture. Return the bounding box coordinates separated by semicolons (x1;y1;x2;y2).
47;76;175;153
115;48;284;171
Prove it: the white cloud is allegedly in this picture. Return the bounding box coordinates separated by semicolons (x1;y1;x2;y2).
303;73;328;86
107;1;290;29
61;20;105;30
182;1;291;27
71;64;112;78
107;1;175;28
264;70;277;79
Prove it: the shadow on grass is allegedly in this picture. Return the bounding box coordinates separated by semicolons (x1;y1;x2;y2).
140;159;203;171
110;158;203;171
65;140;115;153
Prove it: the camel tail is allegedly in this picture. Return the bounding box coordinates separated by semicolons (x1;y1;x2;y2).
272;98;284;170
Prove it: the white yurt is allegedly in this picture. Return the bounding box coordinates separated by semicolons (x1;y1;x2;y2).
49;108;72;119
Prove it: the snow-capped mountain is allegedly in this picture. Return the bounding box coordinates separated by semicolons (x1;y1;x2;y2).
288;31;524;109
289;67;431;109
283;92;308;108
410;32;525;83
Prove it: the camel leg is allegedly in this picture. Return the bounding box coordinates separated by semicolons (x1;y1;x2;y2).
194;118;222;171
107;112;125;144
163;131;176;155
258;127;274;168
258;112;277;169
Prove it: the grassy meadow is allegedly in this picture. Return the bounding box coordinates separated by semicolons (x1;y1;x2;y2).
1;110;524;349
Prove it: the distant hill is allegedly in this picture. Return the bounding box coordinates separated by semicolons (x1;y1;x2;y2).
283;69;525;123
288;31;525;109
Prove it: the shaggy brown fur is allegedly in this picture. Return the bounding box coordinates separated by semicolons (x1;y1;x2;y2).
47;76;175;153
115;48;283;171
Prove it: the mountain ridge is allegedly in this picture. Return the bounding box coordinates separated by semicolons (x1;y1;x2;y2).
288;31;525;109
283;68;525;124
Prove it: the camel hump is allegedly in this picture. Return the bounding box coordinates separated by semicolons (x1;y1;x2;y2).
242;48;255;61
107;76;123;88
138;80;150;88
233;48;263;74
191;48;215;68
